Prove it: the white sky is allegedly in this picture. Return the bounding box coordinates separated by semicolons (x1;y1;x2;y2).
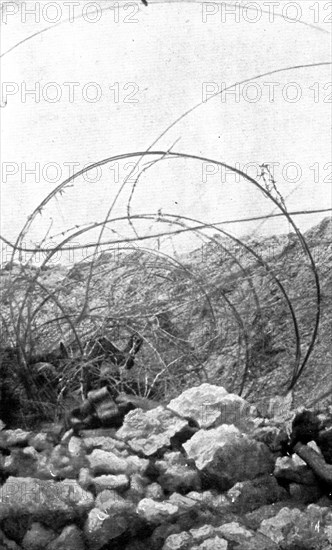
1;0;331;264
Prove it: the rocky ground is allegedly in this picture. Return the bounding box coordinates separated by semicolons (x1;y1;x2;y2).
0;218;331;549
1;383;332;550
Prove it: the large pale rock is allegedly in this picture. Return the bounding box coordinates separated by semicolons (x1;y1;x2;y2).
46;524;84;550
116;407;188;456
21;522;56;549
167;384;252;429
0;477;94;526
155;451;201;493
183;425;274;490
86;449;128;475
136;497;179;524
84;507;128;550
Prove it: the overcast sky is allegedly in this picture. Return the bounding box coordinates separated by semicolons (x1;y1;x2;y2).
1;0;331;263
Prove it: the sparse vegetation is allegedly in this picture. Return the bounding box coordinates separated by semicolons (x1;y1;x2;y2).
0;205;330;428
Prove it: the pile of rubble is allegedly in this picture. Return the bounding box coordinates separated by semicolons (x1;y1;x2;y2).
0;384;331;549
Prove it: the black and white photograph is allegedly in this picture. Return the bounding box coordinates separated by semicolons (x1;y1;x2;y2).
0;1;331;548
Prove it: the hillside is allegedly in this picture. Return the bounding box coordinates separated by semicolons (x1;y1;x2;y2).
0;217;331;424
